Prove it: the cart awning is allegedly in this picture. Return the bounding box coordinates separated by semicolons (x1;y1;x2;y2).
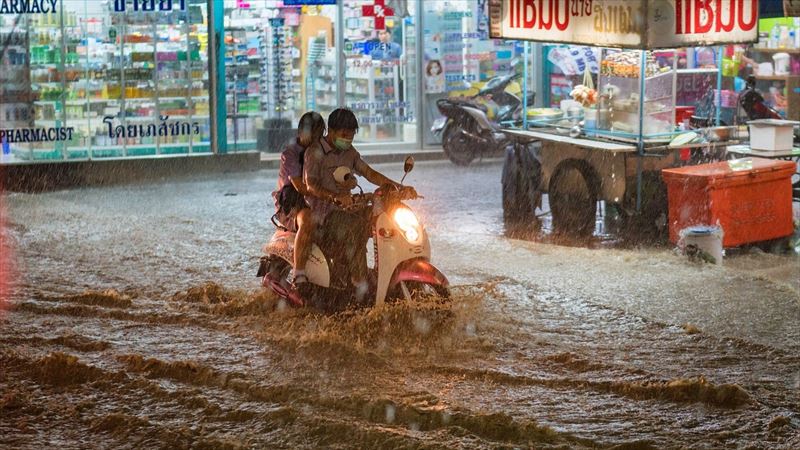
489;0;761;49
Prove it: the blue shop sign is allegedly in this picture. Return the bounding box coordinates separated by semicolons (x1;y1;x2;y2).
283;0;336;5
0;0;58;14
113;0;186;12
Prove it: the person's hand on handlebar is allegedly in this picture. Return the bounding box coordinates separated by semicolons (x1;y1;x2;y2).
333;193;354;208
399;185;418;200
342;175;358;191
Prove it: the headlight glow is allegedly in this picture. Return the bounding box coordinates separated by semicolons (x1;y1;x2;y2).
393;207;422;244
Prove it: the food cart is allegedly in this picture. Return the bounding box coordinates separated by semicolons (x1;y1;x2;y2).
488;0;777;239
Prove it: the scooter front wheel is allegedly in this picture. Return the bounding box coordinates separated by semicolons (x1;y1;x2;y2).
396;281;450;302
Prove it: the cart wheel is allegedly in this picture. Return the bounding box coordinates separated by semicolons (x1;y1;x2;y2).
548;160;598;239
502;144;542;231
442;122;477;166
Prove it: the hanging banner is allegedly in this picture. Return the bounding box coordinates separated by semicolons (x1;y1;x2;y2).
648;0;759;48
488;0;759;49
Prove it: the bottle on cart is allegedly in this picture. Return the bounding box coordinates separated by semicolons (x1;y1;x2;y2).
779;26;791;48
770;23;780;48
794;18;800;47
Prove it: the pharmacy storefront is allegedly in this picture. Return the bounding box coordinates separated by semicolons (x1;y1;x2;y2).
0;0;524;164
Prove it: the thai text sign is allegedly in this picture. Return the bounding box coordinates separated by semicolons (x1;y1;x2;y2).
488;0;759;49
113;0;186;13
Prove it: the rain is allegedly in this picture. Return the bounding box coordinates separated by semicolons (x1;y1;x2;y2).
1;0;800;448
1;160;798;448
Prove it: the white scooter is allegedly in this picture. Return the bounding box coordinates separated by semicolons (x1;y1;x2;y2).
257;156;449;309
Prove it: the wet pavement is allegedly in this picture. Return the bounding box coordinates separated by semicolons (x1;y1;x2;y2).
1;159;799;449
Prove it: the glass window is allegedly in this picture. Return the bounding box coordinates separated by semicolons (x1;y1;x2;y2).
0;0;211;163
422;0;524;145
223;1;337;152
343;0;416;144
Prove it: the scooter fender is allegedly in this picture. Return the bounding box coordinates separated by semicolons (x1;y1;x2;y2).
389;259;450;291
263;231;331;288
461;105;495;132
431;117;449;134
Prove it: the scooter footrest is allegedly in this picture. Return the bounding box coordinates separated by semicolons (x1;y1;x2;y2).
256;256;269;277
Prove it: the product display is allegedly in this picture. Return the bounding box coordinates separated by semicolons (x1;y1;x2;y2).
595;50;676;139
3;2;211;161
0;25;32;160
600;51;667;78
223;2;335;149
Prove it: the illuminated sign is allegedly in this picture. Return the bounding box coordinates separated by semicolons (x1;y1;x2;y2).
488;0;759;49
0;0;58;14
113;0;186;12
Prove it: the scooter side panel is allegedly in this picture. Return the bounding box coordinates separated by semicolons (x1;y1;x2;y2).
264;232;330;288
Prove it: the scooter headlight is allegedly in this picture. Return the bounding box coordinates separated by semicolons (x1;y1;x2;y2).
393;207;422;244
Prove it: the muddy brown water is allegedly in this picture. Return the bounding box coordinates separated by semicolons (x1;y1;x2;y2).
1;161;799;449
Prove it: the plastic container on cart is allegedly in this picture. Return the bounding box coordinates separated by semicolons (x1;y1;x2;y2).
661;158;795;247
679;225;724;265
748;119;800;152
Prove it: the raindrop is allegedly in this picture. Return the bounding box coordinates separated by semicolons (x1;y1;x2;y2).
413;316;431;335
465;322;476;336
441;411;451;424
385;404;396;424
410;422;420;431
276;299;287;312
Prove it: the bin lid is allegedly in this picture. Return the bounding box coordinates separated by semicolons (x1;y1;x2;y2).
661;157;796;185
747;119;800;128
683;225;722;236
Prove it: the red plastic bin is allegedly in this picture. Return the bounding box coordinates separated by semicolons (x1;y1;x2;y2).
675;106;696;124
661;157;795;247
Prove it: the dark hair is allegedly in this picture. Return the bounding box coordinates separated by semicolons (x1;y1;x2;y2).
327;108;359;131
297;111;325;147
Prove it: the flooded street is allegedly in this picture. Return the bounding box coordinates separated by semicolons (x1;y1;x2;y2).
2;160;799;449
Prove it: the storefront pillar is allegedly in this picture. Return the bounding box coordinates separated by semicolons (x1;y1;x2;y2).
209;0;227;154
415;1;424;148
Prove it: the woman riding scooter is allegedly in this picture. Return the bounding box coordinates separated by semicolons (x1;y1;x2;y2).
271;112;326;307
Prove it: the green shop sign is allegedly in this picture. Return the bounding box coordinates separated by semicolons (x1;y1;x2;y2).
0;0;58;14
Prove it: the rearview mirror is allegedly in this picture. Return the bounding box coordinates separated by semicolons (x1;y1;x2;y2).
403;156;415;174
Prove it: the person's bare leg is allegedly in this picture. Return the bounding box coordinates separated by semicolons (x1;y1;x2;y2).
293;208;315;276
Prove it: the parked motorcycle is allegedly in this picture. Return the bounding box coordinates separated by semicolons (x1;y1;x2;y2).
431;71;536;166
257;157;449;310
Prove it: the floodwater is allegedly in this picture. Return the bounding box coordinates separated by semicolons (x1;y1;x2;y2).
1;160;799;449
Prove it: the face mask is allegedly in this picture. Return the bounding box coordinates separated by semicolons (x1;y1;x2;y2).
334;137;352;150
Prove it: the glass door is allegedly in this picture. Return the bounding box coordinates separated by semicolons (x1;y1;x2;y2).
342;0;416;144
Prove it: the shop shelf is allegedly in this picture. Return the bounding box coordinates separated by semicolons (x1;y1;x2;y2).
159;145;190;155
749;48;800;55
91;148;125;158
126;146;157;156
754;75;798;81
